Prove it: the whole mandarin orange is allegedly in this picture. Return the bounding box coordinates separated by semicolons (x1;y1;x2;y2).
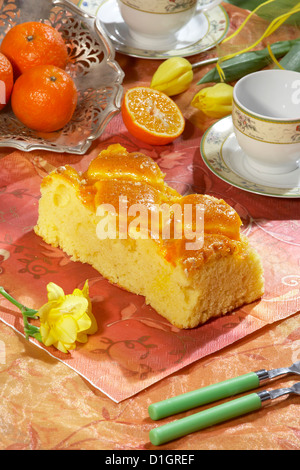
0;52;14;111
11;64;78;132
0;22;68;77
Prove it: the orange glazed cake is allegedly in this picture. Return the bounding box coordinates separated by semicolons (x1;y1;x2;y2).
34;144;264;329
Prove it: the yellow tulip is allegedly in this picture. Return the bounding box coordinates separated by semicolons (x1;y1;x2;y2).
191;83;234;118
151;57;193;96
38;280;98;353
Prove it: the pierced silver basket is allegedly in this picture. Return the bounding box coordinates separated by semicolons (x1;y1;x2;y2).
0;0;124;154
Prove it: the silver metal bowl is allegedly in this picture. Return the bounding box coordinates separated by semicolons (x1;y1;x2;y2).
0;0;124;154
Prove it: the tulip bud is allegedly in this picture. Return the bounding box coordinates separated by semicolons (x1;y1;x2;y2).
191;83;233;118
151;57;193;96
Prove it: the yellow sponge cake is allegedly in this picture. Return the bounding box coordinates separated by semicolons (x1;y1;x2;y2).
34;144;264;329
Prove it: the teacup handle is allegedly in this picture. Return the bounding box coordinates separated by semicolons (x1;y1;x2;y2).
198;0;222;12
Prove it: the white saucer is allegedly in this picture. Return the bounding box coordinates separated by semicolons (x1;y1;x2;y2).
79;0;229;59
200;116;300;198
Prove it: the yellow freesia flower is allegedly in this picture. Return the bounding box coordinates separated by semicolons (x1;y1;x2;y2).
72;281;98;342
37;280;98;353
151;57;193;96
191;83;234;118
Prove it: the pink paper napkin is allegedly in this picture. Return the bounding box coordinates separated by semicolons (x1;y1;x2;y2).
0;122;299;402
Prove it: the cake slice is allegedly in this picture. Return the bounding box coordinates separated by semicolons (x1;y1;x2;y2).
34;144;264;329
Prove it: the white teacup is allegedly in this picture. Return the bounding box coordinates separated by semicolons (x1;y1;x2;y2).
117;0;222;47
232;70;300;175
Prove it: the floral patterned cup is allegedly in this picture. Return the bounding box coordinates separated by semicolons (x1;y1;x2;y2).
117;0;221;47
232;70;300;175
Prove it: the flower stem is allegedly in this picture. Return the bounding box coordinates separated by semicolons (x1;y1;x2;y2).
191;56;219;69
0;286;41;341
0;286;27;310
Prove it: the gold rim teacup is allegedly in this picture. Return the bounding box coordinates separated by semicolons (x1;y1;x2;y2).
232;70;300;175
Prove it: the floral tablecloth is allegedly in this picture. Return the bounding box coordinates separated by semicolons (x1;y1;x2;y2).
0;0;299;450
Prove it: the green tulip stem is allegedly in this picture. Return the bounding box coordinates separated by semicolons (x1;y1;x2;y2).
0;286;41;342
191;57;219;69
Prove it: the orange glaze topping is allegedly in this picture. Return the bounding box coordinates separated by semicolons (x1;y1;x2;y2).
43;144;242;266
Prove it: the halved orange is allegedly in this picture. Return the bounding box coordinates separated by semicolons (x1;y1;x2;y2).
121;86;185;145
